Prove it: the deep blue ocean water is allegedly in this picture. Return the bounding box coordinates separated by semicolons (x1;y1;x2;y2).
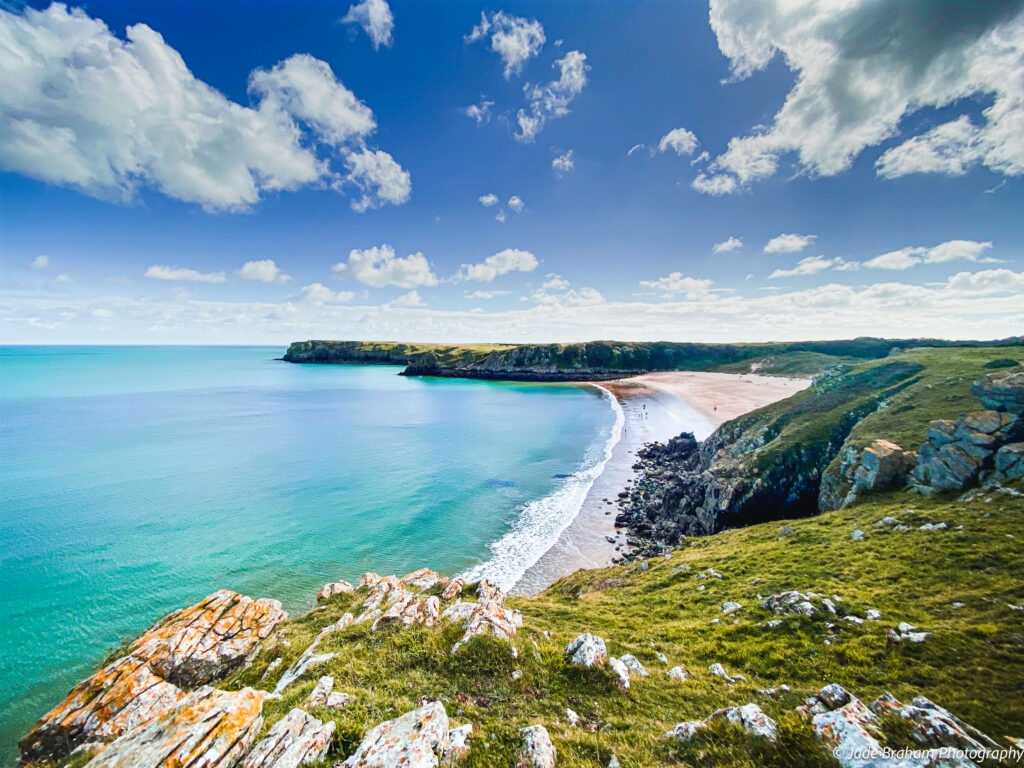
0;346;613;764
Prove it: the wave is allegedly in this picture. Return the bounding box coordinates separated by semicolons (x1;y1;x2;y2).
459;384;625;591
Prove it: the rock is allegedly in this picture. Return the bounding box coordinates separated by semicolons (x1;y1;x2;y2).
877;516;898;526
973;367;1024;414
911;410;1022;493
667;703;778;742
893;524;910;532
262;658;283;681
327;692;355;710
451;600;521;654
887;622;929;644
668;666;690;682
274;615;352;694
317;581;354;600
780;525;795;536
918;522;947;531
565;633;608;667
994;442;1024;482
358;572;382;589
520;725;556;768
708;662;740;683
19;655;186;761
242;708;335;768
761;591;816;617
360;576;407;614
341;701;451;768
401;568;441;591
512;670;523;680
441;578;464;601
477;579;506;605
84;686;265;768
305;676;334;707
721;601;743;615
764;619;784;628
607;756;620;768
608;657;631;690
619;654;649;678
423;596;440;627
565;708;580;726
656;651;668;664
443;724;472;762
850;529;865;541
440;600;478;624
865;609;881;621
869;694;1001;752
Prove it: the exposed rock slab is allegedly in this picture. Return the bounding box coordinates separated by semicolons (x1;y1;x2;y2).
565;633;608;667
318;581;354;600
520;724;556;768
973;367;1024;414
242;708;334;768
667;703;777;742
340;700;451;768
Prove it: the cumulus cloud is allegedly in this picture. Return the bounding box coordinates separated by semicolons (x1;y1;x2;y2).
466;11;545;78
144;265;226;283
454;248;538;282
712;237;743;254
342;148;412;212
478;193;499;207
552;149;575;175
530;275;604;307
236;259;291;283
696;0;1024;193
297;283;355;305
768;255;857;279
389;290;424;307
508;195;524;212
340;0;394;50
332;244;438;288
863;240;994;270
31;255;50;269
464;289;511;300
764;233;816;254
691;172;737;196
639;272;714;299
0;5;409;212
515;51;589;142
463;100;494;124
657;127;699;156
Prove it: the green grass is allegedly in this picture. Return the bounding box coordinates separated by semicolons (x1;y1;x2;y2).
222;490;1024;767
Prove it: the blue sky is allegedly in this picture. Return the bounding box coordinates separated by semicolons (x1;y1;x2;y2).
1;0;1023;343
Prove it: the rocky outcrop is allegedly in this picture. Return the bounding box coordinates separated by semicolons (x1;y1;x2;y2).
972;366;1024;413
242;708;334;768
339;701;455;768
84;686;265;768
520;724;556;768
994;442;1024;483
20;590;284;762
820;439;916;509
910;411;1021;493
667;703;778;742
565;633;608;667
317;580;354;600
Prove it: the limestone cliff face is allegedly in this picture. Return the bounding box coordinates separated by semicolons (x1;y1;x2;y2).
282;341;415;365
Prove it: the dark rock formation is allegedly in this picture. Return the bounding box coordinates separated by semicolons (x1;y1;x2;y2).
819;439;916;509
909;411;1022;493
994;442;1024;483
972;366;1024;413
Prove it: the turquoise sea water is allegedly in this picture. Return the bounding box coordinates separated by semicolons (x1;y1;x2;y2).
0;346;613;765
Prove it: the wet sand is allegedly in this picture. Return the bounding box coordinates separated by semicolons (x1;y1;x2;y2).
513;372;810;595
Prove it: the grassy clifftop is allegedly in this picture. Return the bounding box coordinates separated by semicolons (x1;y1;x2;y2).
283;337;1023;380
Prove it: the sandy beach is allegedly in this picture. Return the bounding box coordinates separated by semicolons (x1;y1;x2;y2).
514;371;809;594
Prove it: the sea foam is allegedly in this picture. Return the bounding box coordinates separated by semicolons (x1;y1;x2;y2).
460;384;625;591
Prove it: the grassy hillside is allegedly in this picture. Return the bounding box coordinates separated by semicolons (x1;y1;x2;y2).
219;490;1023;767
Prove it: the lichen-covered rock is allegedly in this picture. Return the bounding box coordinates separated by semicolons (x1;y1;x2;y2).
242;708;335;768
340;701;450;768
618;654;649;678
520;724;556;768
973;366;1024;414
423;596;440;627
824;439;917;508
451;600;521;653
19;655;185;761
442;724;472;762
83;686;265;768
318;581;354;600
760;591;816;617
401;568;442;591
994;442;1024;482
668;666;690;682
477;579;506;605
667;703;777;742
441;579;464;601
608;657;630;690
305;676;334;708
274;615;352;694
869;694;1000;751
911;411;1022;493
129;590;287;689
565;633;608;667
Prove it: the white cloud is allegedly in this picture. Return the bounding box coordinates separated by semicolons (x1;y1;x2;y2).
863;240;994;270
712;237;743;254
31;255;50;269
945;268;1024;296
340;0;394;50
531;281;604;307
0;5;409;211
508;195;524;212
639;272;714;299
466;11;545;79
297;283;355;305
463;100;494;124
44;273;71;291
699;1;1024;193
515;51;589;142
144;265;226;283
332;244;438;288
627;143;646;157
691;172;737;196
342;148;412;212
768;255;857;279
552;149;575;175
236;259;291;283
464;289;511;300
657;127;699;156
454;248;538;282
389;289;424;307
764;233;816;254
495;210;507;223
478;193;499;207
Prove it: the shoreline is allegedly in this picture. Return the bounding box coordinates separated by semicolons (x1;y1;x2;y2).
512;371;810;595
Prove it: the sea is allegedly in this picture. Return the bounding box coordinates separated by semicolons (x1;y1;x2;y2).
0;345;624;764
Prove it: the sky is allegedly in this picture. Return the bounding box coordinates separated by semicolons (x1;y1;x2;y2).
1;0;1023;345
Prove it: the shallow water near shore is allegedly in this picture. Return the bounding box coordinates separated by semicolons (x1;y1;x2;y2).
0;345;616;765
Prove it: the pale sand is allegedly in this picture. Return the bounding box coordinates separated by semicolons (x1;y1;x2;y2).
513;371;810;595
